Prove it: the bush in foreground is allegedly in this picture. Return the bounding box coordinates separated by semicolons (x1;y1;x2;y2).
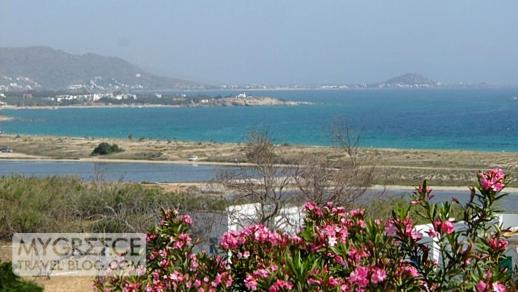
0;261;42;292
94;168;512;291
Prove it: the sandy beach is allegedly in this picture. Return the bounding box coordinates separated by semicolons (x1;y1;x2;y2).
0;134;517;186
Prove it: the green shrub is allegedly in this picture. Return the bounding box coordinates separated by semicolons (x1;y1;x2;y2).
0;176;226;240
91;142;124;156
0;261;42;292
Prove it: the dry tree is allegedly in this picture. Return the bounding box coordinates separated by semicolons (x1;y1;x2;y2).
217;130;297;230
293;120;375;208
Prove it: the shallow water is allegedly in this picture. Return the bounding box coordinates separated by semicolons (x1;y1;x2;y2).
1;160;518;212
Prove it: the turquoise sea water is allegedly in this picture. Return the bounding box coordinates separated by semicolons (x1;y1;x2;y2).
1;88;518;151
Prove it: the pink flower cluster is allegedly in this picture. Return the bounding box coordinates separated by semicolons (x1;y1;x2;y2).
317;223;349;247
488;238;508;252
219;224;289;250
244;266;277;291
348;266;387;288
476;281;506;292
95;168;512;292
432;219;455;235
479;168;506;192
268;280;293;292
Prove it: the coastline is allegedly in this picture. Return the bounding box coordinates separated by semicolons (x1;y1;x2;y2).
0;133;517;187
0;99;308;111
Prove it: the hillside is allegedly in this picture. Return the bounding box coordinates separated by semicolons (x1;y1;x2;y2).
0;46;206;91
375;73;439;88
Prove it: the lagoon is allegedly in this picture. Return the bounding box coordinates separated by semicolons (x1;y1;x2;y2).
1;159;518;212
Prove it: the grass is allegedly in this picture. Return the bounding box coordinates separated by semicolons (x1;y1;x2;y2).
0;176;226;241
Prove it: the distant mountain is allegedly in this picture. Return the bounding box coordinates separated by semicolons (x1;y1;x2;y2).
374;73;439;88
0;46;206;91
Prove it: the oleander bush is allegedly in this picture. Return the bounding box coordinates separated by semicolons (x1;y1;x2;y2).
94;168;513;291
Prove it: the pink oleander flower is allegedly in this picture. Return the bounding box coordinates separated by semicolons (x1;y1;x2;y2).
123;282;141;292
442;220;454;234
245;274;258;291
328;276;340;287
401;265;419;277
172;271;185;282
384;219;397;237
307;278;322;285
173;233;191;249
402;217;422;240
135;265;146;277
188;253;199;271
426;228;438;238
492;282;506;292
159;259;170;268
290;234;303;245
349;208;365;218
356;219;367;229
146;232;157;242
371;267;387;284
348;266;369;288
253;268;270;279
212;272;232;288
476;281;488;292
488;238;508;252
237;250;250;259
304;201;318;211
320;224;349;247
479;168;506;192
269;280;294;292
433;219;455;235
328;236;337;247
304;201;323;217
194;279;202;288
348;247;369;263
181;214;193;225
219;231;243;250
418;184;432;195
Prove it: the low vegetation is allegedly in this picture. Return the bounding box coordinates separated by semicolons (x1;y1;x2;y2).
91;142;124;155
0;176;225;240
0;261;42;292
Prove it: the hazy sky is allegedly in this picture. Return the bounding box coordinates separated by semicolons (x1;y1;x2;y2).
1;0;518;85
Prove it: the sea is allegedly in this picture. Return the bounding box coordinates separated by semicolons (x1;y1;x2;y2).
1;88;518;151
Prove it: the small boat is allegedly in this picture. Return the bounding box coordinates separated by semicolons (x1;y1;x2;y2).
188;155;199;161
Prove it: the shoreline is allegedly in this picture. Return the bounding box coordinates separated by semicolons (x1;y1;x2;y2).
0;100;308;111
0;133;516;187
0;153;515;192
0;131;514;154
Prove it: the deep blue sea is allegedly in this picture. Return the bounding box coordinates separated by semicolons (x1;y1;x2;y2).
2;88;518;151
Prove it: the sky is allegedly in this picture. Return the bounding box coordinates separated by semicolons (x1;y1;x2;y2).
1;0;518;85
